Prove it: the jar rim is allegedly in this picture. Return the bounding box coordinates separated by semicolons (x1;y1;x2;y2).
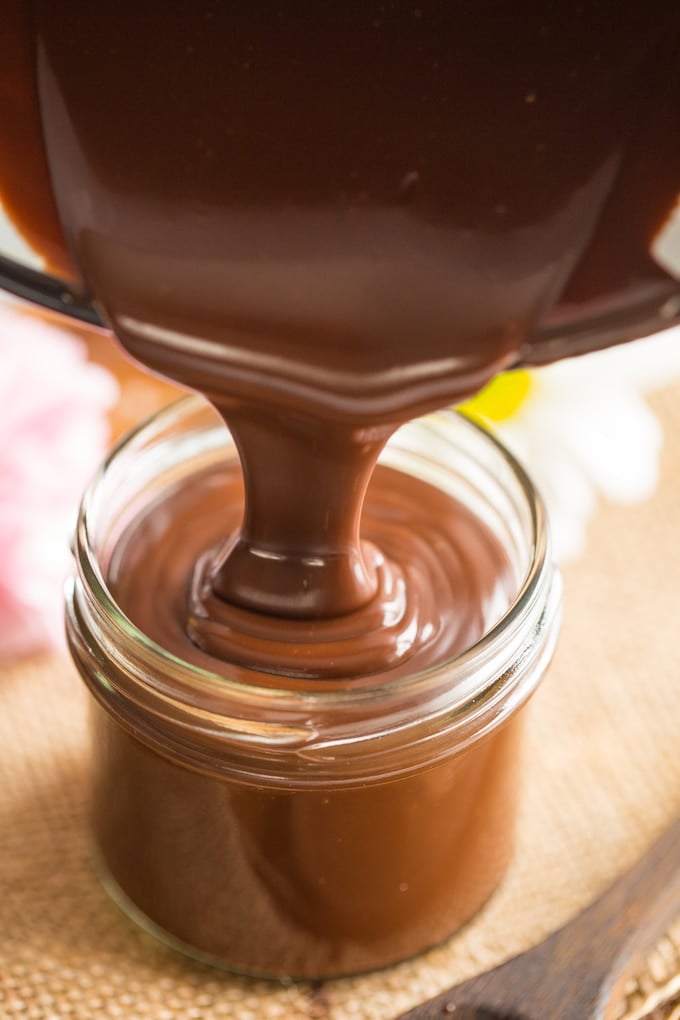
67;396;562;782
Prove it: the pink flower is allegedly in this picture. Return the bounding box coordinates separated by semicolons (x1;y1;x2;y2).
0;302;118;659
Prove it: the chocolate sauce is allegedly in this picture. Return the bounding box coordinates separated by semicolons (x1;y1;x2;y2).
2;1;680;627
108;460;515;680
90;692;524;977
1;1;679;976
65;403;553;977
93;446;523;976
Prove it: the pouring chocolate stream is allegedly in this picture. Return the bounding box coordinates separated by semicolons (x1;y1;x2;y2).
2;1;680;636
3;0;680;981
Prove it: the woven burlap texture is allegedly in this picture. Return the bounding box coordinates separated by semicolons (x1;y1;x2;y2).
2;385;680;1020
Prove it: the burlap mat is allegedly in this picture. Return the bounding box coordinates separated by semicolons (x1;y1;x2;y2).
2;376;680;1020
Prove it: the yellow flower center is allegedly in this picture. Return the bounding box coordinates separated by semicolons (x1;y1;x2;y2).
459;369;533;424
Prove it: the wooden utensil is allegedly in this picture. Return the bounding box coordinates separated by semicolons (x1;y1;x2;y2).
398;812;680;1020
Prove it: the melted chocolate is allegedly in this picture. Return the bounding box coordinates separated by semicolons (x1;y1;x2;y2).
2;1;680;624
5;0;673;975
91;697;523;977
108;461;516;680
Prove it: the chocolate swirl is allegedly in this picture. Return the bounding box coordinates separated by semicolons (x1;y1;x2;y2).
110;461;516;684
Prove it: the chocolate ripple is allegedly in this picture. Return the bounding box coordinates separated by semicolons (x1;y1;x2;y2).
109;462;517;685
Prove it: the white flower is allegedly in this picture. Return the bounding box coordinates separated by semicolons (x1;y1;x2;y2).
460;329;680;562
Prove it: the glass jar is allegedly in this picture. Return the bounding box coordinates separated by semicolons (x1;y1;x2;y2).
65;397;562;979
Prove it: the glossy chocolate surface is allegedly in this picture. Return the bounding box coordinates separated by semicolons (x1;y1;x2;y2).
108;460;516;679
91;697;524;977
2;1;676;975
2;2;680;618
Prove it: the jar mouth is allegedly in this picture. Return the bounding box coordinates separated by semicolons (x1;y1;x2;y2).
67;396;562;782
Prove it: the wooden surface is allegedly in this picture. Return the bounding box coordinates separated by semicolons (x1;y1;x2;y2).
399;814;680;1019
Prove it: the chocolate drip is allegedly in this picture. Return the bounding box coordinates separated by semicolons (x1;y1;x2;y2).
210;405;391;618
109;461;516;681
1;1;679;650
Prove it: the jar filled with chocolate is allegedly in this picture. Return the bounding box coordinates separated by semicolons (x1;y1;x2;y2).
66;397;561;979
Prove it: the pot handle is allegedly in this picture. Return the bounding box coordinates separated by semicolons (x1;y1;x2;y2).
0;254;103;328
